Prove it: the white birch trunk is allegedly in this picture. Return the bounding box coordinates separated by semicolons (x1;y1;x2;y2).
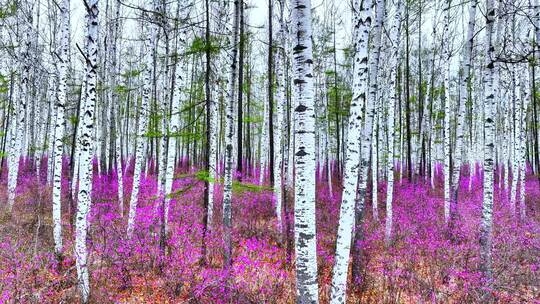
385;0;404;243
112;0;124;216
369;0;385;221
207;0;224;227
291;0;319;302
127;10;155;239
518;67;530;220
479;0;496;282
510;75;520;215
75;1;98;302
260;95;268;185
330;0;373;302
274;2;287;231
442;0;452;224
164;3;191;233
52;0;70;257
8;6;32;211
223;0;240;268
450;0;477;223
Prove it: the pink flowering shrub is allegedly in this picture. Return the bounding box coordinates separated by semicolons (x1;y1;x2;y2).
0;159;538;302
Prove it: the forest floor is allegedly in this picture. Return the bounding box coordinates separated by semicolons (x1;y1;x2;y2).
0;160;539;303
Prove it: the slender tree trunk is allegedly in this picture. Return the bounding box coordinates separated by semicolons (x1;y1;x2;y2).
274;0;287;233
443;0;453;224
75;1;98;302
479;0;496;287
450;0;477;229
268;0;275;186
8;5;32;211
291;0;319;302
223;0;240;269
385;0;404;244
52;0;70;260
405;1;412;181
237;0;244;177
164;1;191;235
127;6;155;238
368;0;385;221
330;0;373;302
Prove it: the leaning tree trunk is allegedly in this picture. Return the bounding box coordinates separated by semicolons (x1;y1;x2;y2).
163;1;191;234
8;5;32;211
291;0;319;302
449;0;477;227
385;0;404;244
368;0;385;221
126;6;155;239
75;1;98;302
479;0;497;286
330;0;375;303
52;0;70;258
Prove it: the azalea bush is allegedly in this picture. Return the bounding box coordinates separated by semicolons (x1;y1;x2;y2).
0;159;539;303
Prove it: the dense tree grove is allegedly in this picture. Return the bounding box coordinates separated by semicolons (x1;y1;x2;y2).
0;0;539;302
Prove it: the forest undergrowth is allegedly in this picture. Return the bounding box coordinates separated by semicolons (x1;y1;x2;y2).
0;158;539;303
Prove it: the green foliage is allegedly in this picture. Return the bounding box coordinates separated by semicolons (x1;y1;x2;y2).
232;181;272;194
114;85;131;95
324;70;336;77
168;130;203;142
436;110;445;120
69;115;78;126
243;115;262;124
0;73;9;94
185;36;221;56
121;69;142;79
0;1;16;19
143;130;163;138
173;170;271;195
410;95;417;105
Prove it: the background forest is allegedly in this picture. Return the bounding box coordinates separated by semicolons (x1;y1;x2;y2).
0;0;539;303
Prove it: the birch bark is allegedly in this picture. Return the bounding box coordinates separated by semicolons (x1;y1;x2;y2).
330;0;373;302
385;0;404;243
127;8;155;238
291;0;319;302
480;0;497;283
52;0;70;257
443;0;452;224
223;0;240;268
75;1;98;302
450;0;477;225
163;2;191;233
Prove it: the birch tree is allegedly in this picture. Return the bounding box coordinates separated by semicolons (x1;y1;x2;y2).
479;0;497;285
368;0;385;221
8;3;32;211
223;0;240;269
442;0;452;224
291;0;319;302
127;5;155;238
385;0;404;243
450;0;477;227
75;1;99;302
330;0;373;301
274;0;288;233
52;0;70;258
163;1;191;233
